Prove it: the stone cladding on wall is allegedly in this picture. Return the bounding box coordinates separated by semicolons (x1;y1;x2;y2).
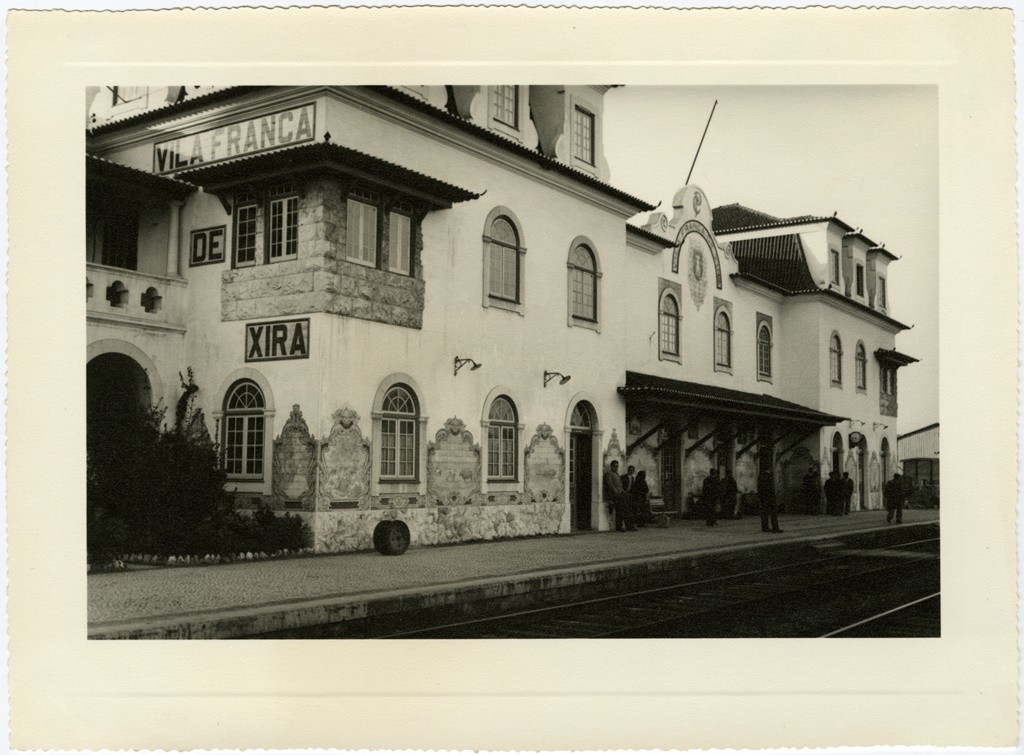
314;502;566;553
221;178;425;328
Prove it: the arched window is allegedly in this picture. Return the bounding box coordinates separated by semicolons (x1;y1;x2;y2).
757;324;772;379
487;396;518;481
487;216;520;303
660;293;680;357
570;401;594;429
830;333;843;385
223;380;266;478
568;244;597;321
855;342;867;390
381;385;419;480
715;311;732;368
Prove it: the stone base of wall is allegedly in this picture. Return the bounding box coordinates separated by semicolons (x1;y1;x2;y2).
314;501;567;553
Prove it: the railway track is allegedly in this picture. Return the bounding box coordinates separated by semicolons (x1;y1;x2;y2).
368;537;939;639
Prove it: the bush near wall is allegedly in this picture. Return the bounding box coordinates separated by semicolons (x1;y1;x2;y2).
86;370;312;565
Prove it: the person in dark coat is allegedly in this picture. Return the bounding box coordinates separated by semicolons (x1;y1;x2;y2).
629;470;651;527
603;460;631;532
842;472;855;515
757;467;782;533
884;473;906;524
702;468;720;526
802;467;820;514
721;469;740;519
824;471;845;516
620;465;637;528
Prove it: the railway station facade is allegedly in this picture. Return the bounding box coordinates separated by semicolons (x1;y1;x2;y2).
86;85;918;553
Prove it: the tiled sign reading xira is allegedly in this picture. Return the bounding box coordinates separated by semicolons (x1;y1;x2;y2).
245;319;310;362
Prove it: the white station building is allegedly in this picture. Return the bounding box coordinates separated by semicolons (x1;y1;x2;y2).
86;85;919;553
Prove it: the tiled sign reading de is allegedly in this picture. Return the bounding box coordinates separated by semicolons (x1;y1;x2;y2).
189;226;226;266
245;319;310;362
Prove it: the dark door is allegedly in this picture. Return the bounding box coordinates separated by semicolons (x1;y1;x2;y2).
570;431;593;530
660;435;680;513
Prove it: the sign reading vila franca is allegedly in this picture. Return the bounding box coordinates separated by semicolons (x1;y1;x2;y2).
245;318;310;362
154;103;316;174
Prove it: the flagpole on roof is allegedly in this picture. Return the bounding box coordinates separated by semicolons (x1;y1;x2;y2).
685;99;718;186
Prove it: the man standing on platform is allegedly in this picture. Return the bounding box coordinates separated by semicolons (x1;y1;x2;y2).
842;471;855;515
884;473;906;524
824;470;844;516
757;466;782;533
702;468;720;526
621;464;637;526
604;460;631;532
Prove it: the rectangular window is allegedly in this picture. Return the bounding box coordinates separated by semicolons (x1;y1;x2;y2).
855;264;865;296
381;418;416;479
571;268;594;319
487;426;517;480
233;203;258;267
488;243;518;301
878;277;887;307
267;195;298;261
830;249;840;284
389;211;412;275
493;86;518;128
224;415;263;477
347;198;378;267
660;312;678;355
573;106;595;164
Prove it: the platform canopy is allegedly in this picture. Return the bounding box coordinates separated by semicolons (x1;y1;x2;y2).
618;371;845;427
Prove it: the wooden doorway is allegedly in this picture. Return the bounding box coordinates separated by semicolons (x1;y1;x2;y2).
568;401;596;531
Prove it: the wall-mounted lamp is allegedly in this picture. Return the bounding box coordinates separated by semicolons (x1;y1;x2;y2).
454;356;482;376
544;371;571;387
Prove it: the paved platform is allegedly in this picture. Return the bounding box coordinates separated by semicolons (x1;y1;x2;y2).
87;508;940;639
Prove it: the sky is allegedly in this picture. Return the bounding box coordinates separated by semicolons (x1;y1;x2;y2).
603;85;939;435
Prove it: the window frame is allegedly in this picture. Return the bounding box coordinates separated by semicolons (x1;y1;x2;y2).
481;207;527;316
486;395;519;482
566;236;602;331
388;209;413;276
492;85;519;129
714;310;732;370
572;105;596;165
830;248;841;286
757;323;773;380
855;342;867;391
659;291;681;361
855;263;865;297
877;276;887;309
830;332;844;386
379;384;420;483
346;194;380;269
222;379;267;481
266;191;299;263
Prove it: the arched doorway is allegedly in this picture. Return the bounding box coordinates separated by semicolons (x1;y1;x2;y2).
831;432;844;476
87;352;152;437
568;401;596;531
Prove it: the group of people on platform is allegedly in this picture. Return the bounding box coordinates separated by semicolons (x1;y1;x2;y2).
605;459;910;535
602;461;654;531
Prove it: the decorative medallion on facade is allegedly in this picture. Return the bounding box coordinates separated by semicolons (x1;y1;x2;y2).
525;423;564;503
427;417;482;507
272;404;318;510
317;406;371;510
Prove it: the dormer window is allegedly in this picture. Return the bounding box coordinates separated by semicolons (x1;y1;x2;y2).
878;276;887;308
493;86;519;129
855;264;865;297
830;249;841;285
573;106;595;165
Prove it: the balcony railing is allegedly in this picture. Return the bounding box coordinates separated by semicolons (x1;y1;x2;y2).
87;262;187;332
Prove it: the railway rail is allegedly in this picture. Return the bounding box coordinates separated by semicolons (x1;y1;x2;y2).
361;536;939;639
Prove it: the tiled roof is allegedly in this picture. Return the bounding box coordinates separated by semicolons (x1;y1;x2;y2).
369;86;656;212
626;224;674;247
874;347;919;366
712;202;843;234
172;141;481;208
88;86;260;135
618;371;846;426
86;154;195;200
729;234;818;293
